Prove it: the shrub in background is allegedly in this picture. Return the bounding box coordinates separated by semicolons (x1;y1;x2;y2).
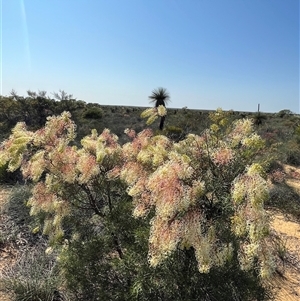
82;107;104;119
280;140;300;166
293;124;300;145
277;109;294;118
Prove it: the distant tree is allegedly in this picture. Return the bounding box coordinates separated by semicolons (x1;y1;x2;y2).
0;95;22;131
27;90;47;99
52;89;74;101
10;89;18;98
52;89;78;113
149;87;170;130
9;90;33;125
13;90;56;127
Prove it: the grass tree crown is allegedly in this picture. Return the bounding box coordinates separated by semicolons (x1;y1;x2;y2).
148;87;170;130
148;87;170;108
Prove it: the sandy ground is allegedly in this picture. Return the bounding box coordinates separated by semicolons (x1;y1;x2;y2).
267;164;300;301
269;212;300;300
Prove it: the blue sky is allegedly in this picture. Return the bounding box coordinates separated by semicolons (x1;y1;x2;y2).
1;0;299;113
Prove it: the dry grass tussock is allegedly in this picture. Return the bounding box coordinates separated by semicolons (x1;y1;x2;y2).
0;186;15;301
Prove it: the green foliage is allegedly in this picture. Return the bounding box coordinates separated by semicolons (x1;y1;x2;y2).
277;109;294;118
294;125;300;136
82;107;104;119
294;125;300;144
0;91;87;134
0;96;27;141
253;113;268;126
60;238;270;300
163;125;185;141
59;195;149;300
157;249;270;301
59;197;269;301
280;140;300;166
286;145;300;166
60;236;114;300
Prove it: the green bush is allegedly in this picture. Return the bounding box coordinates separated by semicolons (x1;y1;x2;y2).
164;125;185;141
60;233;270;301
253;113;267;126
294;125;300;144
82;107;103;119
277;109;294;118
285;141;300;166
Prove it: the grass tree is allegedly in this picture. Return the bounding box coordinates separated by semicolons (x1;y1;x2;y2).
148;87;170;130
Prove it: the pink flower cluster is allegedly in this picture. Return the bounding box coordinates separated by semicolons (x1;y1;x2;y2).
211;147;234;166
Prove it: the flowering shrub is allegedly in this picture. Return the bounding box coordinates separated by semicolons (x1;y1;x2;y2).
0;112;124;247
0;109;275;279
117;110;273;277
140;105;167;125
